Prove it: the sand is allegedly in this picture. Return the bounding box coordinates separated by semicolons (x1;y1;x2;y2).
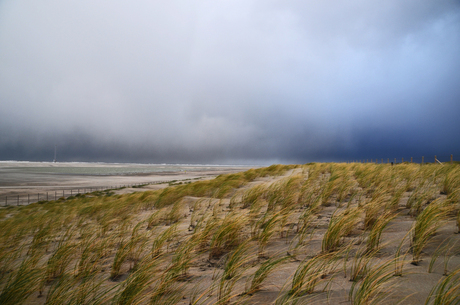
1;163;459;304
0;161;254;205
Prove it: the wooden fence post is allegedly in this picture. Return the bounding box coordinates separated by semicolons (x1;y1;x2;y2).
435;155;437;163
451;154;453;164
394;158;396;164
402;158;404;163
411;157;413;163
422;156;424;165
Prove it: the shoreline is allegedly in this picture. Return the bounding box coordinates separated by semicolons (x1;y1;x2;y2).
0;161;255;203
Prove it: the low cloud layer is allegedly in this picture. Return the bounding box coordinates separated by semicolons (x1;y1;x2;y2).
1;1;459;164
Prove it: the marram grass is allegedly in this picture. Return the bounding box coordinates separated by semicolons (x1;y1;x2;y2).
0;163;458;304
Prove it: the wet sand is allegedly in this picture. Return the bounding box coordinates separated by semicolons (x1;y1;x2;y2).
0;161;254;204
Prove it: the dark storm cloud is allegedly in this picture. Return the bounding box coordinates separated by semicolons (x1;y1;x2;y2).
1;0;459;164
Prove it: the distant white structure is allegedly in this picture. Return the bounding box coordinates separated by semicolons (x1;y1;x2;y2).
53;145;57;163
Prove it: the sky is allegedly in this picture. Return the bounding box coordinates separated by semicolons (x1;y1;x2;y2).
1;0;459;165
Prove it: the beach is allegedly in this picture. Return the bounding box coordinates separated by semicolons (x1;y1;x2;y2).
0;163;459;304
0;161;254;204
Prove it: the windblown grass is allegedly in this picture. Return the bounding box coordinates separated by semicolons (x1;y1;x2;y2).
113;257;159;305
209;212;247;259
411;198;450;265
366;210;396;253
349;258;397;305
217;242;252;304
322;207;360;253
0;162;458;304
0;254;43;305
245;255;288;295
425;265;460;305
289;252;339;297
256;210;282;257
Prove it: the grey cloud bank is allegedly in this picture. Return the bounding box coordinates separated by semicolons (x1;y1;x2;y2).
1;1;459;164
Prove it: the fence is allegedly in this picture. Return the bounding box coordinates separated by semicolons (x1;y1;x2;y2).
348;154;458;165
1;181;170;207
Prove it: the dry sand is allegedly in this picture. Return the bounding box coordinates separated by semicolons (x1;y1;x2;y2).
1;163;459;304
